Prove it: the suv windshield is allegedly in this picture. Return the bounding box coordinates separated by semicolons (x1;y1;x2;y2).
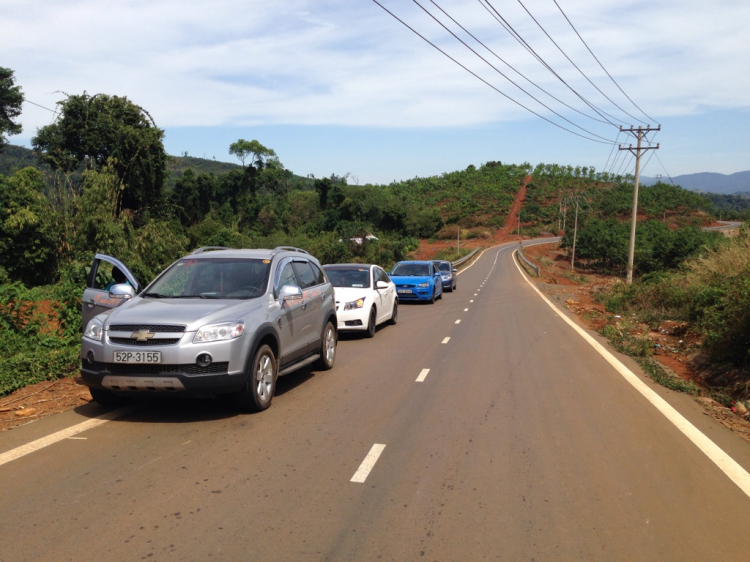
324;267;371;288
145;258;271;299
391;263;430;276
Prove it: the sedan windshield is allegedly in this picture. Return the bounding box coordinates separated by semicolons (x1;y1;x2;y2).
391;263;430;276
324;267;371;288
146;258;271;299
437;262;451;272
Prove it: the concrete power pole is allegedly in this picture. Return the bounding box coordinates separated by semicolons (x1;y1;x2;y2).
619;125;660;284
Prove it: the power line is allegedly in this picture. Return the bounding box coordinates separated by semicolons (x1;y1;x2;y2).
514;0;648;126
602;129;622;173
371;0;617;144
426;0;612;126
478;0;625;127
653;152;676;186
552;0;658;125
23;99;58;114
411;0;614;142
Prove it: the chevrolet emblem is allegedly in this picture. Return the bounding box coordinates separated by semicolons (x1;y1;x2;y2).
131;330;155;342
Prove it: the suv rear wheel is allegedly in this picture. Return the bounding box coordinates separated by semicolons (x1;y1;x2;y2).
314;321;336;370
236;344;277;412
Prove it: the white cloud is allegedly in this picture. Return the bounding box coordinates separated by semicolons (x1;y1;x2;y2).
2;0;748;178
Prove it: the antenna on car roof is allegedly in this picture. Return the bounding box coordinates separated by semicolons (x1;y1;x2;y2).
190;246;232;255
271;246;310;256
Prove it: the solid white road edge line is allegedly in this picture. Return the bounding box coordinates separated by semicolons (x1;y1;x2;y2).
0;405;136;467
416;368;430;382
351;443;386;483
512;250;750;499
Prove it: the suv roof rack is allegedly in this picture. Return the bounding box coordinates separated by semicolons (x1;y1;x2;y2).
271;246;309;256
191;246;232;255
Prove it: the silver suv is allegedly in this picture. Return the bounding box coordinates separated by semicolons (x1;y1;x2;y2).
80;247;337;412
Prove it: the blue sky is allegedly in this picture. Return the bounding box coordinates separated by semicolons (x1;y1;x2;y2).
3;0;748;184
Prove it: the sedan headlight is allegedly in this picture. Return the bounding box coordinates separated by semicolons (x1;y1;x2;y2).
418;282;429;288
83;318;104;342
193;321;245;343
344;297;366;310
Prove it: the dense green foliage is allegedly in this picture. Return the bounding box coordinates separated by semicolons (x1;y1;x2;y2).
0;276;82;396
704;192;750;221
601;230;750;383
562;218;724;274
32;93;167;216
0;67;24;151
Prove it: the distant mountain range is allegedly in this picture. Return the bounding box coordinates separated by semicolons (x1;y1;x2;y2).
640;171;750;194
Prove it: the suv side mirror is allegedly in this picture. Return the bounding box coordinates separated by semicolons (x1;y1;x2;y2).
452;268;458;273
279;284;303;302
109;283;135;300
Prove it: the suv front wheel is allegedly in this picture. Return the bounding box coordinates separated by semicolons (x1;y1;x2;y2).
236;344;277;412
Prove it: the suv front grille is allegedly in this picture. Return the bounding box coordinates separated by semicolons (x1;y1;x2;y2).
108;324;186;333
86;361;229;376
109;337;182;346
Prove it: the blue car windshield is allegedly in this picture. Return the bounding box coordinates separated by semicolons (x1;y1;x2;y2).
324;267;371;288
391;263;430;276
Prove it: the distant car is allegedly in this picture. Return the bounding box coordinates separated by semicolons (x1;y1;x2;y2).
433;260;457;292
80;247;337;412
389;261;443;303
323;264;398;337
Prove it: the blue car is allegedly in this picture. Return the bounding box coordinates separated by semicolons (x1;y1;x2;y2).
389;260;443;303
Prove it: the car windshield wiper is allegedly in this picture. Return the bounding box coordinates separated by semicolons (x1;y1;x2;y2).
142;292;168;298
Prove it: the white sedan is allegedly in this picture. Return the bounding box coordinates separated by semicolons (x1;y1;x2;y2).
322;263;398;337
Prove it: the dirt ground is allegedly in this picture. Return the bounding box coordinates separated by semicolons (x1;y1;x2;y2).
0;377;93;432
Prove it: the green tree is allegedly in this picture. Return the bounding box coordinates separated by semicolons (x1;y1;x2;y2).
31;92;167;216
228;139;277;170
0;68;24;152
0;168;60;285
171;169;215;226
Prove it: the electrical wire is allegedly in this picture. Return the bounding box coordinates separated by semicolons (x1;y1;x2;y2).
411;0;614;142
371;0;617;144
426;0;611;126
515;0;648;125
478;0;625;127
552;0;658;126
653;152;676;186
602;129;622;173
23;99;58;114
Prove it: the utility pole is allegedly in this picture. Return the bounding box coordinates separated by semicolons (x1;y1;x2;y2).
457;225;460;257
619;125;660;284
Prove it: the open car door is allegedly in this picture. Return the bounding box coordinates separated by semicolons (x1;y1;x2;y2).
82;254;140;332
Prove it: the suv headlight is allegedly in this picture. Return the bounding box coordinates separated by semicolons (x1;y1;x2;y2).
418;282;429;288
83;318;104;342
344;297;366;310
194;321;245;343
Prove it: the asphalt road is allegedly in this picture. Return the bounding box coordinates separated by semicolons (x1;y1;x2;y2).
2;241;750;561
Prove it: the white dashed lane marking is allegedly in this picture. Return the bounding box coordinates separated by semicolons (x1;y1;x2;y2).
416;368;430;382
351;444;386;483
442;337;450;344
455;319;461;324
